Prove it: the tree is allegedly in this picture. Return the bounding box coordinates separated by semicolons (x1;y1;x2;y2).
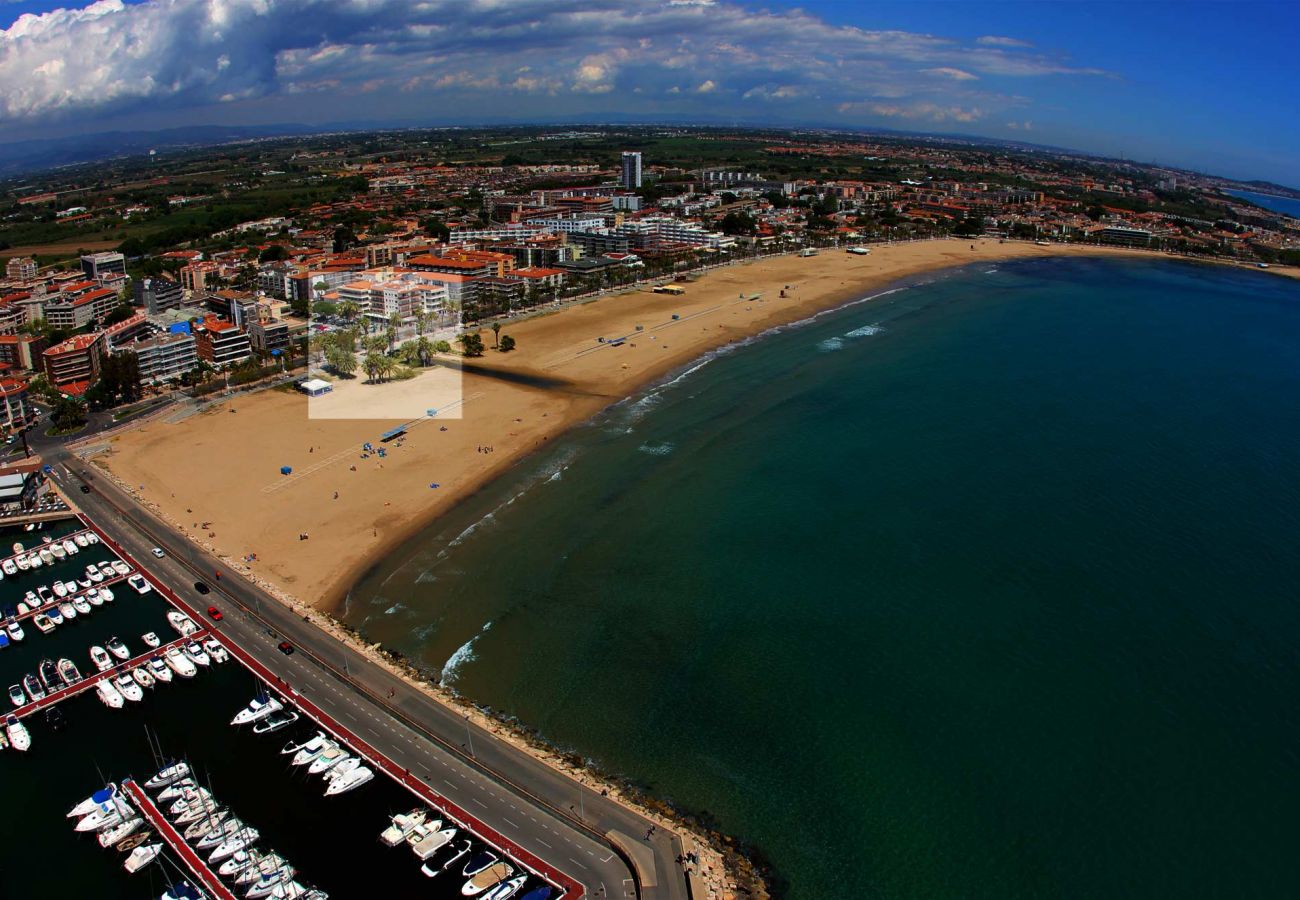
259;245;288;263
387;312;402;351
499;334;516;352
363;351;387;383
416;335;434;366
434;339;451;354
337;300;360;323
332;225;357;253
312;300;338;318
719;211;757;236
51;396;87;432
491;321;502;348
326;346;357;377
458;332;485;357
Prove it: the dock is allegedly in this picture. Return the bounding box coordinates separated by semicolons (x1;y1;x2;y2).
121;778;239;900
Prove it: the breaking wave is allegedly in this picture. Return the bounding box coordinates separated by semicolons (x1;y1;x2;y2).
441;620;493;687
638;441;675;456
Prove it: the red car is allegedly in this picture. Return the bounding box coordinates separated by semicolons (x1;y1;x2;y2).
207;606;222;621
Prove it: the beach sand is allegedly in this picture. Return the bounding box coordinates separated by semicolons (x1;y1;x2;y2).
95;240;1269;610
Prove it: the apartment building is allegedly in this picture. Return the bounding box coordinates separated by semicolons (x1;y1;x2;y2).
247;318;291;356
135;276;184;315
126;332;199;383
620;151;643;189
193;316;252;368
5;257;36;281
80;251;126;282
42;332;107;389
0;378;34;433
0;334;47;371
180;260;220;293
43;286;121;330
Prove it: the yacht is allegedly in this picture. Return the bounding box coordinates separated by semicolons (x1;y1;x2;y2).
107;637;131;660
246;868;296;899
161;881;203;900
145;761;190;790
231;692;282;726
133;666;155;689
39;658;62;692
164;647;197;678
76;795;133;832
411;825;458;861
381;809;429;846
209;827;260;862
203;638;229;663
183;809;230;841
58;600;76;620
183;641;211;667
462;861;514;897
0;559;14;576
124;842;162;873
143;632;161;648
86;564;104;583
148;657;174;683
72;595;92;615
90;646;114;672
112;561;131;576
96;679;126;709
22;673;45;701
85;588;102;606
167;611;198;636
323;757;361;782
5;714;31;751
285;732;327;765
62;539;79;556
100;586;115;603
195;817;242;849
307;745;348;775
68;784;117;818
115;674;144;702
32;613;54;634
50;543;66;560
8;683;26;707
253;710;299;735
7;618;24;642
482;876;528;900
57;658;83;685
127;574;151;594
324;765;373;796
98;816;143;848
53;580;68;599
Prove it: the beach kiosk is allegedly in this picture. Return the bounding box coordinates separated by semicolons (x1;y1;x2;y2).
299;378;333;397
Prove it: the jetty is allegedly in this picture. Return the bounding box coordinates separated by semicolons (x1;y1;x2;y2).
121;778;239;900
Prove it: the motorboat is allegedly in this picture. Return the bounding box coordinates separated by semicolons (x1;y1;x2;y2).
462;861;514;897
58;658;83;685
253;710;299;735
209;827;260;862
143;632;161;648
323;757;361;782
63;580;78;595
463;851;500;879
90;646;114;672
133;666;155;689
107;637;131;660
97;679;126;709
45;604;62;625
22;673;45;701
161;881;203;900
183;809;230;841
69;784;117;818
183;641;211;667
435;840;473;875
50;543;66;560
286;733;327;765
112;561;131;576
127;574;151;594
382;809;429;846
167;611;197;636
32;613;54;634
97;562;115;578
5;714;31;751
21;592;35;609
158;778;197;802
0;559;14;576
515;887;552;900
203;638;229;663
77;577;93;589
84;531;100;545
115;674;144;703
36;585;53;604
72;595;92;615
411;825;458;861
62;539;79;556
39;658;62;692
145;761;190;790
7;618;24;642
38;547;55;565
98;816;143;848
8;683;26;707
324;765;373;796
307;745;348;775
85;588;102;606
86;564;104;583
76;795;133;832
149;657;174;683
11;541;22;554
27;553;42;569
246;867;296;899
231;692;282;726
0;630;8;649
53;580;68;599
195;817;243;849
58;601;76;620
123;842;162;873
74;533;89;548
100;586;115;603
164;647;197;678
15;556;30;572
482;876;528;900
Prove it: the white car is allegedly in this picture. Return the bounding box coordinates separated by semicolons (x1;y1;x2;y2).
151;548;165;559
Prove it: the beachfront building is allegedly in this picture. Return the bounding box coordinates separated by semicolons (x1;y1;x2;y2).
80;251;126;282
5;257;36;281
1097;225;1154;247
125;332;199;384
42;332;107;391
336;273;453;329
193;316;253;368
247;317;291;357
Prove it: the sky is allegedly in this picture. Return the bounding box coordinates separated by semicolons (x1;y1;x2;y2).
0;0;1296;185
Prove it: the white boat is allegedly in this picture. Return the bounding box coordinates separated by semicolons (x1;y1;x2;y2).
158;778;197;802
462;862;514;897
203;638;229;663
117;671;143;699
253;710;299;735
77;577;93;589
23;673;45;701
15;600;27;615
112;561;130;576
86;565;104;583
90;646;114;672
195;817;242;849
183;808;231;840
164;647;197;678
168;788;213;817
15;556;29;572
145;761;190;790
8;683;27;707
307;746;348;775
6;619;25;642
28;553;42;568
98;816;143;848
53;580;68;598
11;542;22;555
382;809;429;846
161;881;204;900
74;533;89;548
84;531;100;545
123;842;162;873
209;827;260;862
324;765;373;796
107;637;131;660
72;595;91;615
62;539;78;556
97;562;114;578
36;585;53;605
127;574;151;594
58;658;83;684
38;548;54;565
69;784;118;819
32;614;54;634
96;679;126;708
174;799;221;825
149;657;174;683
184;641;211;667
50;543;66;559
269;880;310;900
323;757;361;782
86;588;102;606
286;733;327;765
231;693;282;726
1;559;16;576
167;611;197;636
143;632;161;648
58;601;76;620
410;825;458;860
76;795;133;832
232;852;285;883
482;876;527;900
100;586;115;603
5;714;31;751
133;666;155;689
246;867;296;899
63;580;79;595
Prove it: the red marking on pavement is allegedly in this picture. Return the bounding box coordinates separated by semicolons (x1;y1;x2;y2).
121;778;238;900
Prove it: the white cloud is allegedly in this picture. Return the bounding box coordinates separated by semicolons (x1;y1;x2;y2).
922;67;977;81
978;35;1033;48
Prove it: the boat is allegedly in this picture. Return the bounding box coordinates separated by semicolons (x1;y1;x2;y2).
39;658;62;691
74;533;89;548
462;862;514;897
90;646;114;672
464;851;499;879
45;604;62;625
58;658;83;685
112;561;130;576
85;588;102;606
72;595;91;615
183;809;230;841
6;618;24;641
143;632;161;648
167;611;197;636
516;888;552;900
411;825;458;861
100;586;115;603
86;564;104;583
174;799;221;826
158;777;197;802
245;867;296;899
50;543;66;560
231;692;282;726
167;787;212;816
69;784;117;818
117;832;152;852
164;647;197;678
45;705;67;731
183;640;210;667
231;852;283;883
145;762;190;790
436;840;473;875
27;553;42;569
20;593;34;610
5;714;31;751
1;559;16;576
76;795;133;832
8;683;26;707
97;562;115;578
209;827;260;862
97;679;126;709
115;674;144;702
23;673;45;701
203;638;229;663
133;666;155;689
32;613;54;634
15;556;30;572
53;580;68;599
98;816;143;848
58;601;76;620
482;876;528;900
381;809;428;846
269;881;311;900
161;881;203;900
127;574;151;594
124;842;162;873
253;710;299;735
306;745;348;775
322;756;361;782
84;531;100;545
36;585;53;604
62;539;78;556
149;657;174;683
107;637;131;660
194;817;242;849
38;548;54;565
324;765;373;796
286;732;327;764
12;541;22;554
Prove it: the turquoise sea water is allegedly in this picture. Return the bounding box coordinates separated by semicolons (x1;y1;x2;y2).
1225;188;1300;218
347;258;1300;898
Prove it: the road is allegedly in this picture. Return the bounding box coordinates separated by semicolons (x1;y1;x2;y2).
43;448;693;900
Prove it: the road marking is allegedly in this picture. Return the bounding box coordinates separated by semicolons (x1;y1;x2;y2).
536;839;552;849
503;817;519;829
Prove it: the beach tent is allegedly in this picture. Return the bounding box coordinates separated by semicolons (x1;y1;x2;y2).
298;378;332;397
280;466;292;475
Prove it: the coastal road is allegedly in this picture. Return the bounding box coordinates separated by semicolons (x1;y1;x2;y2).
44;450;694;900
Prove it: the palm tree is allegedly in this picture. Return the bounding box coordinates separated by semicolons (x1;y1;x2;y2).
387;312;402;351
363;351;385;383
338;300;360;323
415;309;430;337
491;321;502;348
416;335;433;367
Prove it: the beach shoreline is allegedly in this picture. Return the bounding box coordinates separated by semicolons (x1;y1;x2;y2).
92;240;1294;617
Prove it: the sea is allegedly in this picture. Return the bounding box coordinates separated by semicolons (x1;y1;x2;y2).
346;257;1300;898
1224;187;1300;218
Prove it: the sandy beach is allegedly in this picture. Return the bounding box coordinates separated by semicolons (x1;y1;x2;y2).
93;239;1284;610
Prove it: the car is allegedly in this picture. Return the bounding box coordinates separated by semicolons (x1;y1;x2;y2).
277;641;294;655
79;485;91;494
151;548;165;559
194;582;211;595
206;606;222;621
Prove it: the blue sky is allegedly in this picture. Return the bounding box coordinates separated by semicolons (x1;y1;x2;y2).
1;0;1296;185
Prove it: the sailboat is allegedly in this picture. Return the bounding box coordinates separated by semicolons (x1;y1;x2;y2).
144;761;190;790
98;816;143;848
209;826;260;862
